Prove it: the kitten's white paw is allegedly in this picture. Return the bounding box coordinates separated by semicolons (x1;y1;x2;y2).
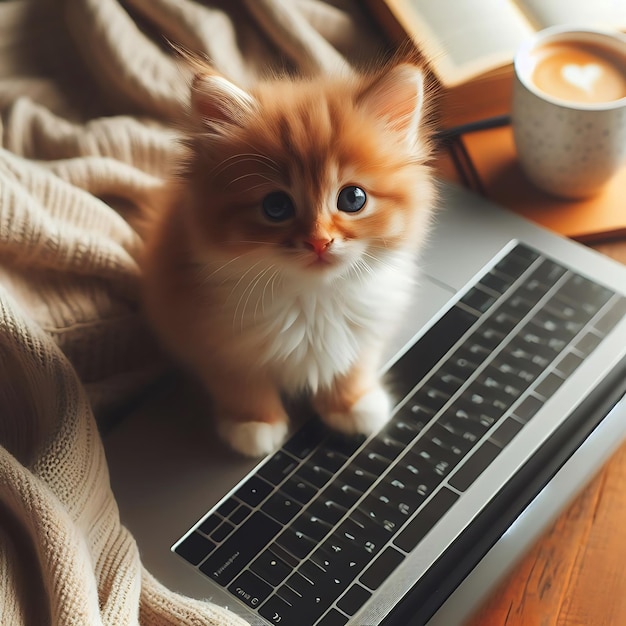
324;385;392;436
217;420;288;457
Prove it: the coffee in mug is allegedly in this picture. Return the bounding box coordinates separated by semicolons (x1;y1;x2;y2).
512;27;626;199
530;41;626;104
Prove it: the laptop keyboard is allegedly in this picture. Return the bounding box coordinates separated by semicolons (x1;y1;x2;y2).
173;243;626;626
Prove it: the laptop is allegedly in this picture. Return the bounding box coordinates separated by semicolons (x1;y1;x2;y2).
104;179;626;626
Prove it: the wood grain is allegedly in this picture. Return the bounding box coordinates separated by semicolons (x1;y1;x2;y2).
466;241;626;626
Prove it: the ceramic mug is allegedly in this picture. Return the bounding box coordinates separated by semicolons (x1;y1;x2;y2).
512;26;626;199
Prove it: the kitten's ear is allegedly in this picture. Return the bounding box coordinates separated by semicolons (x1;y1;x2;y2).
358;64;426;148
191;73;257;131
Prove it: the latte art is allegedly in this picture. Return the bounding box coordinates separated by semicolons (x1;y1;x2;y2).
561;63;602;93
530;41;626;104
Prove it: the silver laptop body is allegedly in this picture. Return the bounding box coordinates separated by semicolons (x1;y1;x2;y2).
104;180;626;626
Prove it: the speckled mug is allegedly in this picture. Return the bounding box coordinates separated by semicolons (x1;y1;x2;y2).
512;26;626;199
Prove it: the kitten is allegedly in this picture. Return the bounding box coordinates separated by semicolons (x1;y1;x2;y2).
141;61;437;457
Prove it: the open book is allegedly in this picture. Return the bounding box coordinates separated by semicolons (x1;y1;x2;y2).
367;0;626;128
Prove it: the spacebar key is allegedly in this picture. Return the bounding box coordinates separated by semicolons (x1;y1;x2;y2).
199;512;280;586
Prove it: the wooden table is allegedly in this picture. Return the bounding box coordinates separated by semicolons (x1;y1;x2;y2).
463;229;626;625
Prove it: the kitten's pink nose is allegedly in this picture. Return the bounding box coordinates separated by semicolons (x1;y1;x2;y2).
304;238;333;256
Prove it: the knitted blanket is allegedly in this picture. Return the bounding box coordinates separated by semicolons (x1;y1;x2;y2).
0;1;384;624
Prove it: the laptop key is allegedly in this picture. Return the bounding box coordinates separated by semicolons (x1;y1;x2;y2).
197;514;221;536
262;492;300;525
307;496;348;526
199;512;280;586
251;548;293;586
227;570;272;609
418;385;452;413
336;517;385;561
488;417;524;449
383;462;430;496
394;487;460;552
479;269;514;294
366;435;406;462
559;274;613;309
310;544;354;594
317;609;349;626
297;463;335;489
283;569;338;620
174;531;215;566
573;332;603;357
210;520;234;542
448;440;503;492
235;475;273;507
259;594;298;625
534;372;566;399
293;511;333;543
512;243;540;262
359;490;419;530
282;475;318;505
276;527;318;560
257;450;298;485
352;449;389;476
391;305;477;399
493;249;535;279
349;507;394;545
460;285;497;314
309;448;350;473
229;503;252;525
337;584;372;616
383;418;425;445
555;350;585;376
592;296;626;335
360;546;405;590
512;394;543;423
526;258;565;288
217;498;238;517
323;481;362;509
338;463;377;493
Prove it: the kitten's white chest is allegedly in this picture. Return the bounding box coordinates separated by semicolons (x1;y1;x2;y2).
240;255;415;393
264;292;362;391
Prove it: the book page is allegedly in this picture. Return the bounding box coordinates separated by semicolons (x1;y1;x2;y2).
516;0;626;31
393;0;534;86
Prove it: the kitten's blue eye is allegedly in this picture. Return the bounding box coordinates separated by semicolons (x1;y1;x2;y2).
262;192;295;222
337;186;366;213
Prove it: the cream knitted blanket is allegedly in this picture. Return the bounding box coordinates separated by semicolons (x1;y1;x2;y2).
0;1;384;624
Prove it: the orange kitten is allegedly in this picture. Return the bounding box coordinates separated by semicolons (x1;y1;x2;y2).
141;62;437;457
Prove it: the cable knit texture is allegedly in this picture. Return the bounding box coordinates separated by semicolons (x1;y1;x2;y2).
0;0;384;624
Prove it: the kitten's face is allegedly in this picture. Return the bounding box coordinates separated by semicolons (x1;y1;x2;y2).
185;65;435;282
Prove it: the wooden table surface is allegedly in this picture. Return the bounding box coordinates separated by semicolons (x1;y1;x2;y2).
465;240;626;626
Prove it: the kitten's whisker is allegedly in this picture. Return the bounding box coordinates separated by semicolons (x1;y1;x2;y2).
221;240;277;247
236;141;282;171
352;259;369;285
256;266;278;320
269;268;280;304
226;258;264;310
237;182;275;194
210;153;281;176
247;265;273;318
201;256;244;282
238;265;274;331
362;251;398;274
233;261;268;331
225;172;277;188
199;249;258;282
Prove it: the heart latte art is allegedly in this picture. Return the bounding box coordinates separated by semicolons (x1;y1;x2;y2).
561;63;602;93
530;41;626;104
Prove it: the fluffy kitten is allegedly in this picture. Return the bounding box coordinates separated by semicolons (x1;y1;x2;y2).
141;61;437;457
